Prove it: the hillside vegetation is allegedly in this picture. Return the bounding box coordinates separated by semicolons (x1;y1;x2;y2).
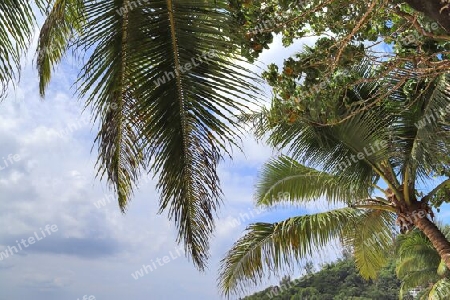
241;256;403;300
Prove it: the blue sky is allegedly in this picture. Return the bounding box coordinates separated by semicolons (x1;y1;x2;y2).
0;30;449;300
0;33;320;300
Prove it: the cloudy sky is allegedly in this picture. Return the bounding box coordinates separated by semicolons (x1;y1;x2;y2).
1;28;449;300
0;31;316;300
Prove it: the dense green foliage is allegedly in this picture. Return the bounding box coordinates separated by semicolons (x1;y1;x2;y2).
218;55;450;296
230;0;450;129
219;3;450;294
241;256;401;300
240;227;450;300
396;226;450;299
231;0;450;68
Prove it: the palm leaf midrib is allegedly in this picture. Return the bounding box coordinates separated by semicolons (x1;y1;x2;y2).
165;0;193;194
115;0;130;207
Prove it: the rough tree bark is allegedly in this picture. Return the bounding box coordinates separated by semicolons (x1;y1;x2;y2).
405;0;450;32
415;216;450;269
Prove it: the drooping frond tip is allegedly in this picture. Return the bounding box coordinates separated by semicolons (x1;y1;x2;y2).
218;208;359;297
68;0;261;271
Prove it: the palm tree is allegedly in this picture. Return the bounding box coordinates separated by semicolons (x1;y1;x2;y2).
396;226;450;299
0;1;46;97
218;61;450;296
1;0;259;270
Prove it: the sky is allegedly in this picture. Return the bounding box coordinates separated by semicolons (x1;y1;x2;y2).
0;28;449;300
0;31;320;300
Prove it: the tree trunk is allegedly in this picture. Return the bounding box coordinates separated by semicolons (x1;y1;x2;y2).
415;216;450;269
405;0;450;32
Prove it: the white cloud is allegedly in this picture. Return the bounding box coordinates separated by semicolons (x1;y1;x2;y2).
0;26;399;300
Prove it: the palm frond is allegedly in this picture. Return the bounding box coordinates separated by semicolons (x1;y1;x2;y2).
218;208;359;296
76;0;148;212
0;0;43;99
422;179;450;204
395;228;448;299
401;270;439;295
388;72;450;184
255;155;371;206
437;259;449;277
63;0;260;270
342;209;396;279
429;278;450;300
396;229;441;270
238;107;272;141
37;0;85;96
397;257;440;279
254;89;392;190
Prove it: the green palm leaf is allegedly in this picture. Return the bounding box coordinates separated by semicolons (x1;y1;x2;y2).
429;278;450;300
0;0;45;98
396;230;441;278
253;83;393;193
396;227;450;299
76;0;148;211
37;0;85;96
218;208;360;296
256;155;371;206
388;73;450;184
342;209;396;279
37;0;260;270
397;257;440;279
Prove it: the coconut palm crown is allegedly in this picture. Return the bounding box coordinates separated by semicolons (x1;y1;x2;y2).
218;61;450;296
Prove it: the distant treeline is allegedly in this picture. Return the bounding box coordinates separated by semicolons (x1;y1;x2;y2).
240;256;404;300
